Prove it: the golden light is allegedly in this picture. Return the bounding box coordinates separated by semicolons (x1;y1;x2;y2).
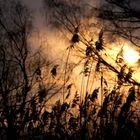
123;47;139;64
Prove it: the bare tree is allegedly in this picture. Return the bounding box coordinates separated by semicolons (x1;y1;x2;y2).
43;0;140;94
0;0;66;139
97;0;140;47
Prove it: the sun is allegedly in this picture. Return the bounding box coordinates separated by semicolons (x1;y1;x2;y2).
123;48;139;64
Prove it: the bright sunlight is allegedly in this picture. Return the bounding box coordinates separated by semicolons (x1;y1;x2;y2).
123;47;139;64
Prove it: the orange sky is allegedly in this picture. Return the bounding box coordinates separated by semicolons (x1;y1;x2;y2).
21;0;140;103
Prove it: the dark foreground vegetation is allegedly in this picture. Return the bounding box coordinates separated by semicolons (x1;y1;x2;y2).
1;85;140;140
1;0;140;139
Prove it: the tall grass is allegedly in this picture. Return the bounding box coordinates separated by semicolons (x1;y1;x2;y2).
13;84;139;140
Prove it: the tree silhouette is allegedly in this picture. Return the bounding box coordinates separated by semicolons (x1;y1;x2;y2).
0;0;65;139
98;0;140;47
42;0;140;140
1;0;140;139
43;0;140;87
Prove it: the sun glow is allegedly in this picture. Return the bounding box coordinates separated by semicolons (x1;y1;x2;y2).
123;48;139;64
